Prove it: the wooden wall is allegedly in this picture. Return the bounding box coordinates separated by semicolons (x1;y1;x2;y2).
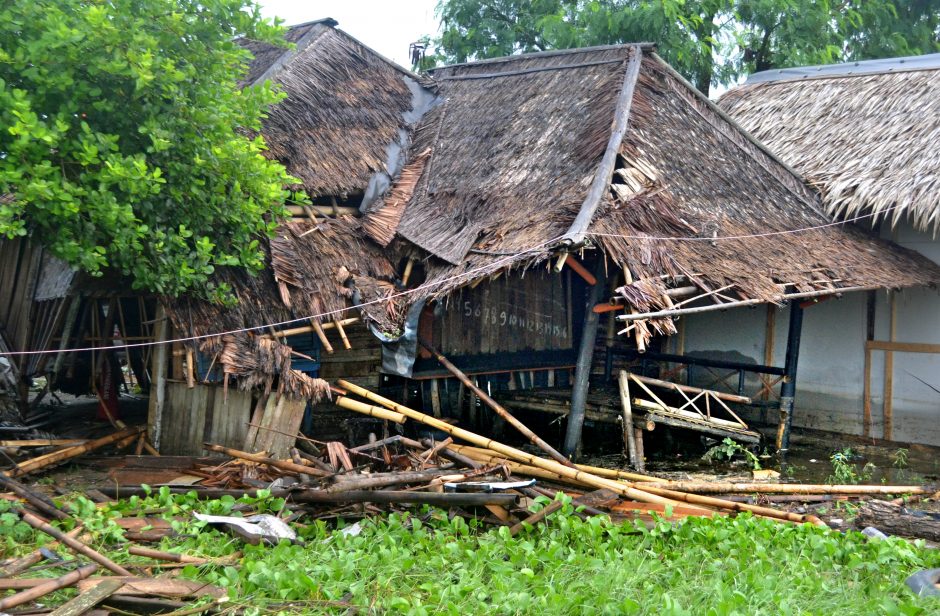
432;269;575;357
0;238;44;375
161;382;254;455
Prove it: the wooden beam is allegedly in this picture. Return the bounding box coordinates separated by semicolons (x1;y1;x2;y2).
865;340;940;354
884;292;897;441
564;256;597;286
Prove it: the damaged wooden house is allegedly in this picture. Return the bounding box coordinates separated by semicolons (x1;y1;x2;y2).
5;20;939;464
682;52;940;447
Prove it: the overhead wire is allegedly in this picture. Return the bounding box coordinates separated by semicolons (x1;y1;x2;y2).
0;204;897;357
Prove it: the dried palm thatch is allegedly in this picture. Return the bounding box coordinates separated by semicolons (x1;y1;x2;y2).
377;46;940;337
215;334;331;401
594;56;939;301
241;22;425;198
718;59;940;233
165;217;403;394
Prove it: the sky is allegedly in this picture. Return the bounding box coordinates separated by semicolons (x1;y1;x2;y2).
258;0;441;68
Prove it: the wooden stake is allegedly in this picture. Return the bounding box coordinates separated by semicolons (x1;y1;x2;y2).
20;511;132;575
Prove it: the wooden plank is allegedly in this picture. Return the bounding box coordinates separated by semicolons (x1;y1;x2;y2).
618;371;638;469
866;340;940;354
49;579;124;616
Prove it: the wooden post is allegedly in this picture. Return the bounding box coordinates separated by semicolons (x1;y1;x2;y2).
884;291;897;441
430;378;442;418
633;426;645;472
562;259;606;459
147;304;169;451
762;305;776;401
618;371;639;469
775;303;804;452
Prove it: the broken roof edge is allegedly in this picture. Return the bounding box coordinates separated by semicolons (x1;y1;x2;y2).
745;52;940;84
561;45;643;247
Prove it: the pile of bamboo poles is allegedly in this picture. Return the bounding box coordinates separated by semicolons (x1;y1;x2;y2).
335;379;938;527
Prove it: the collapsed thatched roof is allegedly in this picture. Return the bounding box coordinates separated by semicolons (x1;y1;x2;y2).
718;54;940;233
240;20;436;202
366;44;940;340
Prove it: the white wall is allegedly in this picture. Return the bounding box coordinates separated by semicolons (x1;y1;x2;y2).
681;218;940;446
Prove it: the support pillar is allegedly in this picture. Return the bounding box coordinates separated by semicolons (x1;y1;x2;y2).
562;259;607;459
775;302;804;452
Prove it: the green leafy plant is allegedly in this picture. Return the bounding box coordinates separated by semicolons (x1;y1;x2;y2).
891;448;909;470
0;0;302;301
703;437;762;470
827;448;876;485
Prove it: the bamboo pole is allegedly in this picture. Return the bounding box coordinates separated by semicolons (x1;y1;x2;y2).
0;564;98;611
336;380;684;509
0;474;69;520
636;482;935;495
449;444;664;483
203;444;333;477
334;397;407;424
417;339;574;467
334;319;351;350
4;426;143;478
0;527;83;578
267;318;358;340
630;485;826;526
128;546;211;564
312;320;333;354
19;511;132;575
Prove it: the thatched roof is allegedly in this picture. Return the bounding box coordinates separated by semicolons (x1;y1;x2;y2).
240;20;437;202
366;45;940;338
718;54;940;233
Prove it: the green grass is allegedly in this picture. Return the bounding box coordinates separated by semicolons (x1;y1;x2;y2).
3;490;940;615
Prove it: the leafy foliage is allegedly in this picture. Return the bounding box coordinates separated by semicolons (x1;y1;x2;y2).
433;0;940;93
4;490;940;614
703;437;762;470
0;0;298;300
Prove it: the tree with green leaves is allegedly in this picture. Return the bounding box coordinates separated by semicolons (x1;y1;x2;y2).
433;1;940;93
0;0;297;301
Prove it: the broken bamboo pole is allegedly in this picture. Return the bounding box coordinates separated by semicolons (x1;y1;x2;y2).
417;338;574;467
19;511;133;576
335;380;684;509
127;546;212;564
4;426;144;478
202;444;333;478
0;564;98;611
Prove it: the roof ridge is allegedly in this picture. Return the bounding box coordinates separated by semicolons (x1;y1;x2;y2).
745;52;940;84
433;42;656;73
